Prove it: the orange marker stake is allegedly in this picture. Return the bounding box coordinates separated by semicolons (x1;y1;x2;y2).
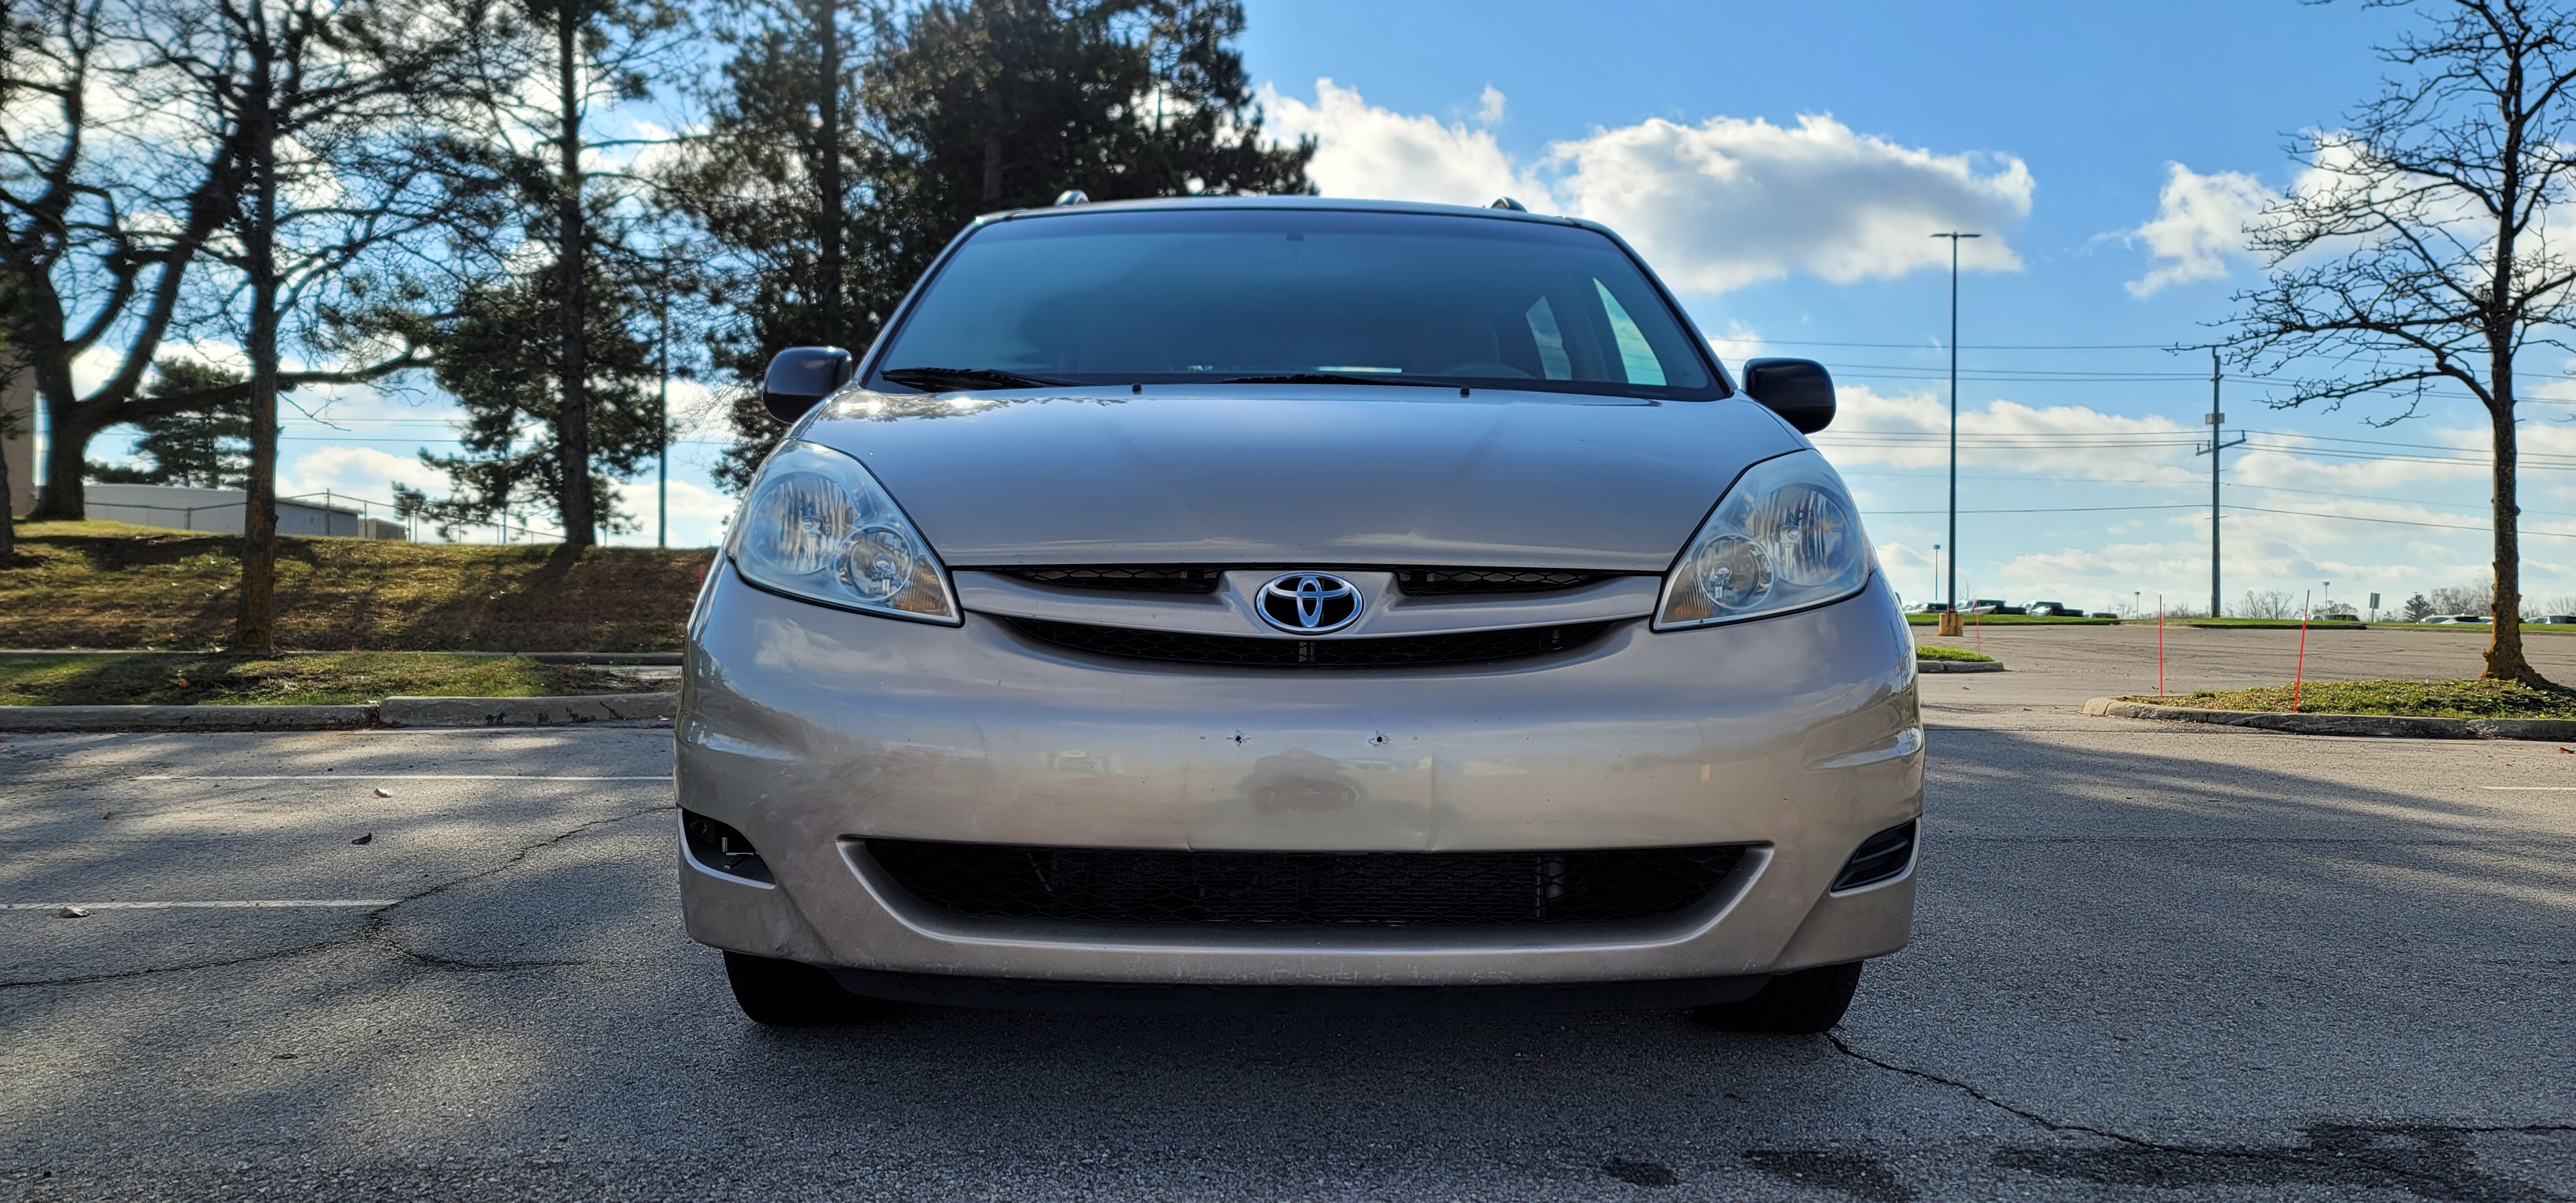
2293;589;2311;714
1974;605;1982;652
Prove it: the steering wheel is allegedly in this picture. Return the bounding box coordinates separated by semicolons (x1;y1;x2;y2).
1429;361;1535;379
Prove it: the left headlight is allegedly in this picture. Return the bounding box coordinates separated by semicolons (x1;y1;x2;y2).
727;439;959;624
1654;449;1871;630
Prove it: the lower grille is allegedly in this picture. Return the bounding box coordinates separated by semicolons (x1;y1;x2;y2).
1007;617;1613;668
864;840;1749;926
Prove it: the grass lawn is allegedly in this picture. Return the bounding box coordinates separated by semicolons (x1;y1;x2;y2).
1915;644;1995;662
0;652;670;706
1904;613;2116;625
2139;678;2576;719
0;522;712;651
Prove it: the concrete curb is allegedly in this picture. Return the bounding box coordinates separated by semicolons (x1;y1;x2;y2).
378;693;677;728
1917;659;2005;673
0;705;375;732
2082;696;2576;741
0;693;676;733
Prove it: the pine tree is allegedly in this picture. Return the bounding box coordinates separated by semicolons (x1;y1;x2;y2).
84;361;253;488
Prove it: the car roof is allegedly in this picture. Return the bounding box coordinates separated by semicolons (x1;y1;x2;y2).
974;193;1598;232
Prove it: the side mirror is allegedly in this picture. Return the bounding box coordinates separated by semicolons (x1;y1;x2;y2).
1741;357;1835;433
762;346;855;422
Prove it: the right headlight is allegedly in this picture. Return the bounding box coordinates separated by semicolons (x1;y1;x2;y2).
1654;449;1871;630
727;439;960;624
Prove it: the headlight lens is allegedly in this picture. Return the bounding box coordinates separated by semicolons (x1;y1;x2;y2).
1655;450;1871;629
728;439;959;623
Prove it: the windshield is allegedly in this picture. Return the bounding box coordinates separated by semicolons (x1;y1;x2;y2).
869;208;1722;399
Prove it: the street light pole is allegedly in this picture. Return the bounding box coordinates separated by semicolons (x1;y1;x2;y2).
1931;232;1980;637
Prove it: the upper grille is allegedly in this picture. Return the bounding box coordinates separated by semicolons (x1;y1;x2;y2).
1004;565;1223;593
992;565;1618;597
865;840;1750;927
1394;568;1613;595
1008;616;1613;668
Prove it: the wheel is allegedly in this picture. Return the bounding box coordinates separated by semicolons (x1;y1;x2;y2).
723;952;898;1027
1690;961;1864;1034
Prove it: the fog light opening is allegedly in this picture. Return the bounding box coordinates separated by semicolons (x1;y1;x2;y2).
1829;820;1916;893
683;810;776;884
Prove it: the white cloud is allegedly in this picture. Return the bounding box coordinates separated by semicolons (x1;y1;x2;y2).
1812;385;2195;481
1547;113;2030;293
1262;79;1542;209
1263;81;2033;294
2123;162;2275;296
1705;321;1767;368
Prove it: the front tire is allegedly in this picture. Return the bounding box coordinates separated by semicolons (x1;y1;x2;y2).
723;952;897;1027
1690;961;1864;1034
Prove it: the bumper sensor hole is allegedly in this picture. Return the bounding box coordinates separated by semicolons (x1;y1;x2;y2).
683;810;775;884
1830;820;1916;892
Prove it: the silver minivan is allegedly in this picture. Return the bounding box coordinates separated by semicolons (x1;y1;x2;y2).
676;196;1921;1032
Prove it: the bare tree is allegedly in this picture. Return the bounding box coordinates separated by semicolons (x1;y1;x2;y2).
2237;588;2300;620
143;0;494;649
2228;0;2576;685
0;0;238;519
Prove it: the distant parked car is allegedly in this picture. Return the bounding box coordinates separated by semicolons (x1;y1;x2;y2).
2087;612;2119;620
2317;608;2360;621
1967;598;2023;615
2428;614;2491;624
2022;601;2072;616
2535;614;2576;625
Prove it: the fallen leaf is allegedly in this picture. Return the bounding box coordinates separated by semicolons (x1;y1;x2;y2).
272;1052;298;1060
100;811;114;819
350;833;374;845
55;906;89;919
371;788;392;798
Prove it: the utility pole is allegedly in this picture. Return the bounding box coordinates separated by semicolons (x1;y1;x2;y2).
656;260;670;549
1930;231;1981;637
2195;348;2246;618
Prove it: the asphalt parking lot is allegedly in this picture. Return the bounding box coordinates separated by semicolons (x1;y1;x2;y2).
4;628;2573;1201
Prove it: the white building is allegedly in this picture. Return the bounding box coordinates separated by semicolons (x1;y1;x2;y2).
80;483;408;540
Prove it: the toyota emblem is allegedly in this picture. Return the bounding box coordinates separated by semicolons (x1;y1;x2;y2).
1256;571;1362;634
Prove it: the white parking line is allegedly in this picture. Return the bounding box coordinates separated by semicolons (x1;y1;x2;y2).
0;900;400;910
133;774;671;781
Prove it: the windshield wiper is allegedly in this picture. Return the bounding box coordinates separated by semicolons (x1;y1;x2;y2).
880;366;1068;392
1218;372;1450;388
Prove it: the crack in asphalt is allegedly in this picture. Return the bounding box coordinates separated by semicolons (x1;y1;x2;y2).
1825;1034;2576;1202
0;803;672;990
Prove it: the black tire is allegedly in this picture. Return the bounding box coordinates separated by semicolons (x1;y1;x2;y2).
1690;961;1864;1034
723;952;898;1027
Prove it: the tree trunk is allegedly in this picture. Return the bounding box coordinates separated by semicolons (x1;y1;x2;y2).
2485;388;2541;683
24;299;88;520
232;28;281;654
817;0;842;345
553;1;596;547
0;385;15;559
30;375;97;522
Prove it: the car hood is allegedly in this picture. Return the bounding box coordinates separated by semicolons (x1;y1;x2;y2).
795;386;1810;571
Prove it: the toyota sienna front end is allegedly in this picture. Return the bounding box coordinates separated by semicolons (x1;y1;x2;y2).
676;196;1922;1033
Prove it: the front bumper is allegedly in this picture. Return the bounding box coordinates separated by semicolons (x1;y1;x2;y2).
676;562;1922;992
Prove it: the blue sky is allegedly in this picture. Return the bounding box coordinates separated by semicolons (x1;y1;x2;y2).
77;0;2573;616
1240;0;2574;617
